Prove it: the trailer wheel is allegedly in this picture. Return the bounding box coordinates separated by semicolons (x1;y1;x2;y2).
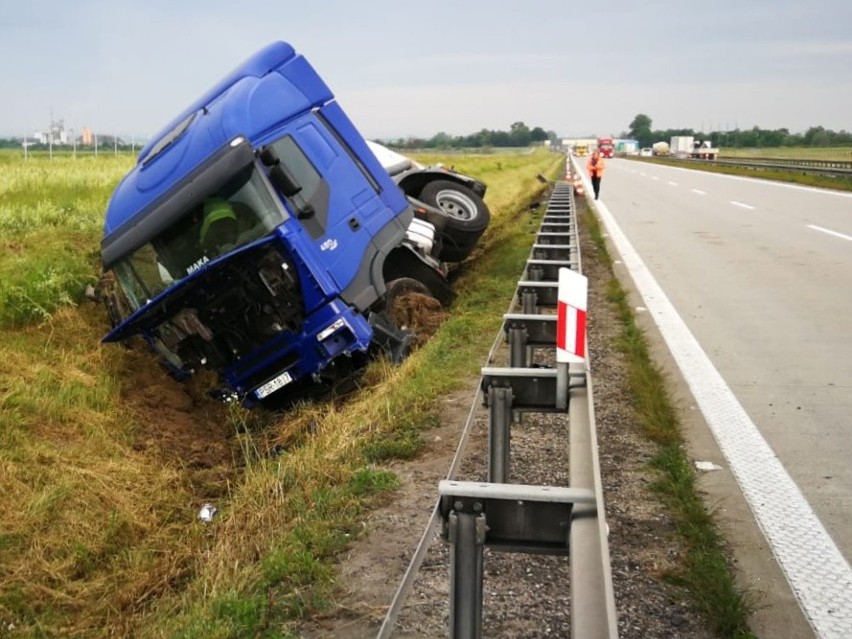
418;180;490;262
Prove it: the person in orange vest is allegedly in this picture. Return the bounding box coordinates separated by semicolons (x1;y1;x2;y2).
586;149;605;200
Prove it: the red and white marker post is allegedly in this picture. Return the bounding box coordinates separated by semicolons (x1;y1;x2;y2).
555;267;588;409
556;267;588;364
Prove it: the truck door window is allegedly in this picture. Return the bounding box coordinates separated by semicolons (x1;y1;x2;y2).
263;136;329;239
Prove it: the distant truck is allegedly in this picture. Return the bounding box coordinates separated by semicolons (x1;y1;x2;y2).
98;41;490;408
670;136;694;158
690;139;719;160
573;143;589;157
669;135;719;160
652;141;670;156
597;137;615;158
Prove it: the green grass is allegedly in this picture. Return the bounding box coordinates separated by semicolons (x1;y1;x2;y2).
720;146;852;161
0;139;787;636
0;146;564;638
584;206;757;638
0;151;134;327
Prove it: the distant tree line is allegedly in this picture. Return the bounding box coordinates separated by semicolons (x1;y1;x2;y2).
378;121;555;150
626;114;852;149
4;114;849;153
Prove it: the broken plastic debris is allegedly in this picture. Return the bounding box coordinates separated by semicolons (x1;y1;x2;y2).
694;460;723;472
198;503;218;523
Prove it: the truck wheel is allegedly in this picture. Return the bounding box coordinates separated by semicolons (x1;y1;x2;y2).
385;278;437;327
418;180;490;262
384;278;446;348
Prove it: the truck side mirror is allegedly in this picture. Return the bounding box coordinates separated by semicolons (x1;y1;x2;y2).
258;145;302;197
258;145;313;218
258;146;280;167
270;165;303;198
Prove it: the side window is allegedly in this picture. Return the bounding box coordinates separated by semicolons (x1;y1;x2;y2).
266;136;329;239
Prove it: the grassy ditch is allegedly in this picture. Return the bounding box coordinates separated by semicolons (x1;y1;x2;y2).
0;147;565;637
582;204;757;638
146;150;566;638
720;146;852;161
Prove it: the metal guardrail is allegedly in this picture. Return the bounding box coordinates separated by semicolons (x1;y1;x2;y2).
666;156;852;176
375;176;617;638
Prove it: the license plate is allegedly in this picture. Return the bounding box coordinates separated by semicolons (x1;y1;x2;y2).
254;370;293;399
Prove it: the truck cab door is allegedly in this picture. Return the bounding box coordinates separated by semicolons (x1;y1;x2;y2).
259;115;410;311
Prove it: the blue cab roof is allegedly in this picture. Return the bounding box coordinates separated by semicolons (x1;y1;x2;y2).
103;41;334;238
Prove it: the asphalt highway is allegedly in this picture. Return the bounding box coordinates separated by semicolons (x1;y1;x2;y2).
583;157;852;638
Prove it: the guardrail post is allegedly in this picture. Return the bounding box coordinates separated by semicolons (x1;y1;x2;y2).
487;385;513;483
555;362;569;411
528;265;543;281
507;326;528;367
446;507;485;639
521;290;537;314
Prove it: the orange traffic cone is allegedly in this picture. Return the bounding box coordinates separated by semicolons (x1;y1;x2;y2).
574;177;584;196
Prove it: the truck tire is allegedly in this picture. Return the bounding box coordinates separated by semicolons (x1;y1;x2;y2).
385;277;438;327
384;277;445;350
418;180;490;262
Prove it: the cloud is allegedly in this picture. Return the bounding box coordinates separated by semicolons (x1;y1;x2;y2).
771;41;852;57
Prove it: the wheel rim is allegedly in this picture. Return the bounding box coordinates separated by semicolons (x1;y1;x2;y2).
435;188;478;221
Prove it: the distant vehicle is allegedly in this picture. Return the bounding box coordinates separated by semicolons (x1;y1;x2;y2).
690;139;719;160
574;143;589;157
670;136;694;158
617;139;639;155
639;147;653;157
597;137;615;158
652;141;670;156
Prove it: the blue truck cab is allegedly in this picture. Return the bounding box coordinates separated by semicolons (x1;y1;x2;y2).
101;41;426;406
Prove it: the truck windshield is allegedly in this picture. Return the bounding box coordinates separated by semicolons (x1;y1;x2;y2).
113;164;286;310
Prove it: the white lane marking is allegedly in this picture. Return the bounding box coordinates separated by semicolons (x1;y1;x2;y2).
585;190;852;637
807;224;852;242
730;201;755;210
691;188;706;195
667;181;678;186
652;163;852;199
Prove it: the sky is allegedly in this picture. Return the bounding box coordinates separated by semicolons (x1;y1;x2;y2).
2;0;851;142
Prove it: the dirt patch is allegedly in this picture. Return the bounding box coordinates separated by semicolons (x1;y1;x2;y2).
119;346;239;499
390;292;448;348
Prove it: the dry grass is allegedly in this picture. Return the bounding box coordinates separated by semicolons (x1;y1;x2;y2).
0;147;564;638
